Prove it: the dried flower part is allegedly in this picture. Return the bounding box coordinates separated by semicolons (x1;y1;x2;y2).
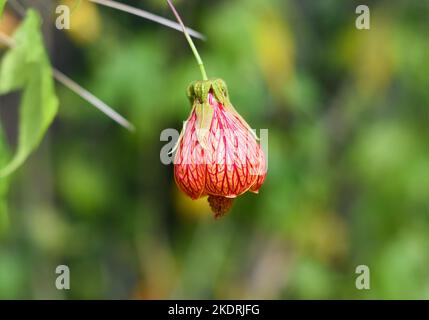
174;79;267;218
208;195;234;219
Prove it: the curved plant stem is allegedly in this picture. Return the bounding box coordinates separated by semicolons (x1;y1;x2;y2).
166;0;208;81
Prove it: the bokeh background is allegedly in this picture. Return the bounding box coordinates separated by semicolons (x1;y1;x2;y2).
0;0;429;299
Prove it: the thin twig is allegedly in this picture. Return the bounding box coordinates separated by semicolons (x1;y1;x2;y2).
7;0;27;16
89;0;205;41
0;31;135;131
52;70;135;131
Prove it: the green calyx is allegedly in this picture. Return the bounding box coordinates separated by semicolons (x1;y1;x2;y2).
187;78;230;107
184;78;259;149
185;79;230;149
186;78;259;143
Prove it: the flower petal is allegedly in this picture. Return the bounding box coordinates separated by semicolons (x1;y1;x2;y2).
174;110;206;199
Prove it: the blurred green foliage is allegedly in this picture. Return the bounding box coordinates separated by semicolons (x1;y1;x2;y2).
0;0;429;299
0;10;58;177
0;1;5;16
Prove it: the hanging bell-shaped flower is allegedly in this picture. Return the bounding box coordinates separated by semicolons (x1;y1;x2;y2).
174;79;266;218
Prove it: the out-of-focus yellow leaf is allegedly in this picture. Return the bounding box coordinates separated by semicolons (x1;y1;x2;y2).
337;14;395;96
253;9;295;98
173;185;211;220
61;0;101;45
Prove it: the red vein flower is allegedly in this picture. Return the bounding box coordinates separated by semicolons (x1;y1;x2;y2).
174;79;266;218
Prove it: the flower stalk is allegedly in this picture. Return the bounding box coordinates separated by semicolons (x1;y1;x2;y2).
166;0;208;81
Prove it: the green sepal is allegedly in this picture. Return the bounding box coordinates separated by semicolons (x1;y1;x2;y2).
194;101;214;149
187;78;229;106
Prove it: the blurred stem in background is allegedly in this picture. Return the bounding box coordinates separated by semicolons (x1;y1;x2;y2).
89;0;205;40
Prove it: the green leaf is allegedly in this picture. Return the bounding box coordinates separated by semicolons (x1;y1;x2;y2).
0;10;58;178
0;0;6;17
